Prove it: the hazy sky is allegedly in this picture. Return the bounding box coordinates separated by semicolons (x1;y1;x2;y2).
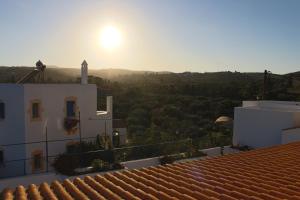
0;0;300;74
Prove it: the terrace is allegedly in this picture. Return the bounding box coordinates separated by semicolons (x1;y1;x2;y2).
3;141;300;199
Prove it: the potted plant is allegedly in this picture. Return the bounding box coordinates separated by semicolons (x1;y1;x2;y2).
64;118;79;133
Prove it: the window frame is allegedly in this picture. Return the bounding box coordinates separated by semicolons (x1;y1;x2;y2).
31;150;43;172
32;102;40;119
29;99;42;121
64;97;77;118
66;100;76;118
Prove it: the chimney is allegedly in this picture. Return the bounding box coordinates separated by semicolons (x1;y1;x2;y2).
81;60;88;84
106;96;113;118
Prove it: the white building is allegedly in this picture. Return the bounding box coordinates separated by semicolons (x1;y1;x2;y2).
0;61;113;178
233;101;300;148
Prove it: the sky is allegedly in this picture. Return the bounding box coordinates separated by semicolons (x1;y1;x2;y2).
0;0;300;74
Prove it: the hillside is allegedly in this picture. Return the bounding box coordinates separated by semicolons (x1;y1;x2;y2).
0;66;299;146
0;66;171;83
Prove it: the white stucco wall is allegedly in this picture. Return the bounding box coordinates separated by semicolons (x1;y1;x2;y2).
200;147;221;156
233;102;300;148
282;128;300;144
0;85;26;177
199;146;239;156
121;157;161;170
23;84;113;174
0;84;113;177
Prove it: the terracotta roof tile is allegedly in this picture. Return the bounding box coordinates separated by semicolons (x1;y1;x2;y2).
4;142;300;199
51;180;73;200
27;184;43;200
39;182;58;200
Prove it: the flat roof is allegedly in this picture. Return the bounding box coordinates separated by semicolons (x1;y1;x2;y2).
242;101;300;112
3;142;300;199
241;106;300;113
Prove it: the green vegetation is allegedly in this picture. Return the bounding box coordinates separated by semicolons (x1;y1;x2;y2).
1;67;299;149
3;66;299;174
109;71;296;147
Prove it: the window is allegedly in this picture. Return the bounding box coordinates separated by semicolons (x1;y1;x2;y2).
32;150;43;171
0;102;4;119
30;100;42;121
32;102;40;119
0;150;3;164
33;154;42;170
66;100;76;117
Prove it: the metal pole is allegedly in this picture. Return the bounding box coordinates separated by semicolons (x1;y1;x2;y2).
79;111;82;144
78;111;82;166
45;126;49;172
24;160;26;175
104;119;107;149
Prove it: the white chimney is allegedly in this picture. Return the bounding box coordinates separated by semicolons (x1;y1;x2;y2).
81;60;88;84
106;96;113;118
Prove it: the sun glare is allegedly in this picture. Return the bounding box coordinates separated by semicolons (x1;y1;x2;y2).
100;26;122;50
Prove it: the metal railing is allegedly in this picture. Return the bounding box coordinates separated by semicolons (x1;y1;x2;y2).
0;136;97;179
0;136;230;179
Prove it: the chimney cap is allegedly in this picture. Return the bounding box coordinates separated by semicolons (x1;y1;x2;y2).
82;60;88;66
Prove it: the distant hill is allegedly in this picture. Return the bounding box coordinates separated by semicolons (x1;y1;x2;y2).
0;66;299;94
0;66;172;83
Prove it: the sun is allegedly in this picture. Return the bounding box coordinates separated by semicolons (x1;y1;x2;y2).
100;26;122;50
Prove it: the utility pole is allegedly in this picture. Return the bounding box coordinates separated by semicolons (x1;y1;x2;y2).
263;70;267;100
104;119;108;149
45;126;49;172
263;70;271;100
79;111;82;145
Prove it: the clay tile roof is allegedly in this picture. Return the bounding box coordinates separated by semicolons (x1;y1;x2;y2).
3;141;300;199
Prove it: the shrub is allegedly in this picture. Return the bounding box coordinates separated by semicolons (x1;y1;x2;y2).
64;118;79;132
52;154;79;176
112;162;125;170
91;159;106;171
160;155;175;165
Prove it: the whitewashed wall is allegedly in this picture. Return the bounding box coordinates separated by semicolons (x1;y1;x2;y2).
0;84;113;177
233;105;300;148
282;128;300;144
23;84;113;174
121;157;160;169
200;147;221;156
0;85;26;177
